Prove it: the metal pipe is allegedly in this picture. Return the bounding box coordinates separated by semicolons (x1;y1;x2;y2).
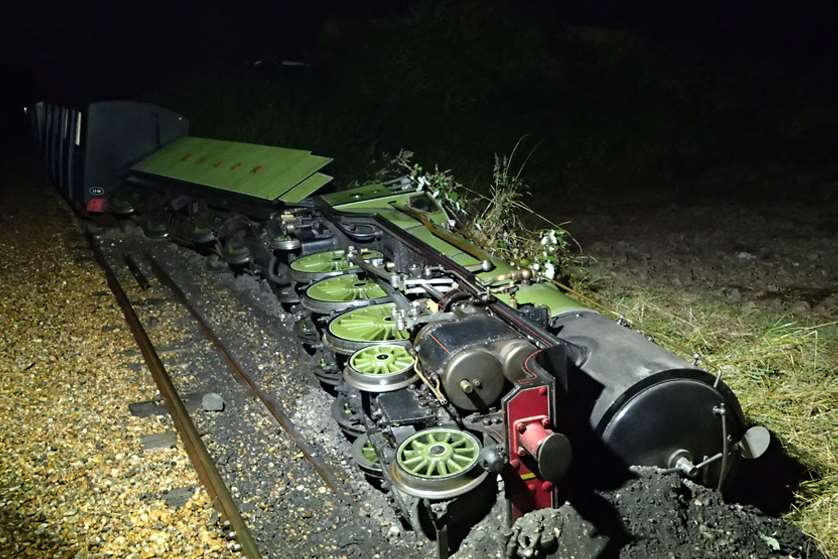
715;404;729;492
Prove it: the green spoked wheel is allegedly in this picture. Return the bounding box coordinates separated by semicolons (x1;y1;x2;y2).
141;216;169;239
301;273;389;314
351;434;383;477
389;427;488;499
289;248;383;283
324;302;410;355
190;224;215;244
109;188;144;215
344;344;417;392
398;428;479;478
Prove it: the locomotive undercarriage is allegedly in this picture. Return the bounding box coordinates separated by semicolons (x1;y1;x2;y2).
104;183;770;555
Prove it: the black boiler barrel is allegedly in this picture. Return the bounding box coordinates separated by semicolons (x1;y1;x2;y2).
552;311;745;478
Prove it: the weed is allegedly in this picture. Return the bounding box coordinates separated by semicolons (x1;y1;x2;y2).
378;143;584;279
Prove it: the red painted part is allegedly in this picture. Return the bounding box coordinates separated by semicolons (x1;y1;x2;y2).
518;420;554;457
86;197;106;213
505;385;555;518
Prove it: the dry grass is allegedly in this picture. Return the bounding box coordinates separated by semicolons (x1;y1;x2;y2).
585;283;837;556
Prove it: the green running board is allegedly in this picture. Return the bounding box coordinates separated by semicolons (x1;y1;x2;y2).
131;136;332;202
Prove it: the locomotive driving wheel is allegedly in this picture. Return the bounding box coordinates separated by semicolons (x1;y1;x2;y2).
344;344;417;392
351;434;384;478
324;302;411;355
289;248;383;283
390;427;487;500
302;272;389;314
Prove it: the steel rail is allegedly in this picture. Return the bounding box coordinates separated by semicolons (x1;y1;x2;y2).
144;252;345;499
85;230;263;559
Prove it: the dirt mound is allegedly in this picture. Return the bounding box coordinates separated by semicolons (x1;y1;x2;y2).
455;469;823;558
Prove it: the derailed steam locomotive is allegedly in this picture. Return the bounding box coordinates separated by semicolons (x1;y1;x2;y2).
29;101;769;553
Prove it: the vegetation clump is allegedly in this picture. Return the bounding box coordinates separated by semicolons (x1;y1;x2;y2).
377;144;581;280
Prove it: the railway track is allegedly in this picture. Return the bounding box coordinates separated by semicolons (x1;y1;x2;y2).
144;253;345;499
86;229;264;559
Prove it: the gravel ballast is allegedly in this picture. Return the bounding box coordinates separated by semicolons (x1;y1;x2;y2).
0;163;227;557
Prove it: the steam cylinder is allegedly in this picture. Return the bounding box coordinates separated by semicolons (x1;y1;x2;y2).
551;311;745;480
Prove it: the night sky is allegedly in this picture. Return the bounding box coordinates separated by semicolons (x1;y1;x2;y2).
4;0;838;165
7;1;837;98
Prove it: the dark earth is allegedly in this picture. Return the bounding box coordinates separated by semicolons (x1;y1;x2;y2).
562;196;838;318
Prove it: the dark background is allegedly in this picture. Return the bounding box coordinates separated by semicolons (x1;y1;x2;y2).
4;0;838;205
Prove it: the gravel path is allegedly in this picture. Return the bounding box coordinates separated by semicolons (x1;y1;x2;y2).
0;161;228;557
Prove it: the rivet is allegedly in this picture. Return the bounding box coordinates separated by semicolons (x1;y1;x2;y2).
516;423;527;433
538;386;548;395
541;481;554;492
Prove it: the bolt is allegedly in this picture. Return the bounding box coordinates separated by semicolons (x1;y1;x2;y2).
541;481;554;492
541;418;551;429
510;458;520;468
459;379;474;394
538;386;548;396
517;448;527;457
516;423;527;434
472;378;482;388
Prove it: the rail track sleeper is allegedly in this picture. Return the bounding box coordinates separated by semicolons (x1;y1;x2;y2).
85;229;264;559
140;431;178;452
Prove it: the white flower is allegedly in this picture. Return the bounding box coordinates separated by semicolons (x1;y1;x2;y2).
543;262;556;280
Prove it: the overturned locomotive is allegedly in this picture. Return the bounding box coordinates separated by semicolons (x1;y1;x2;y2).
29;101;769;553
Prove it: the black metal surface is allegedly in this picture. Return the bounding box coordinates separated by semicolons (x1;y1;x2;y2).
415;315;518;373
550;311;745;479
83;101;188;203
376;389;434;426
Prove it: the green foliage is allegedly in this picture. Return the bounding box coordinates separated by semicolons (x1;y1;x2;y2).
378;144;581;280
